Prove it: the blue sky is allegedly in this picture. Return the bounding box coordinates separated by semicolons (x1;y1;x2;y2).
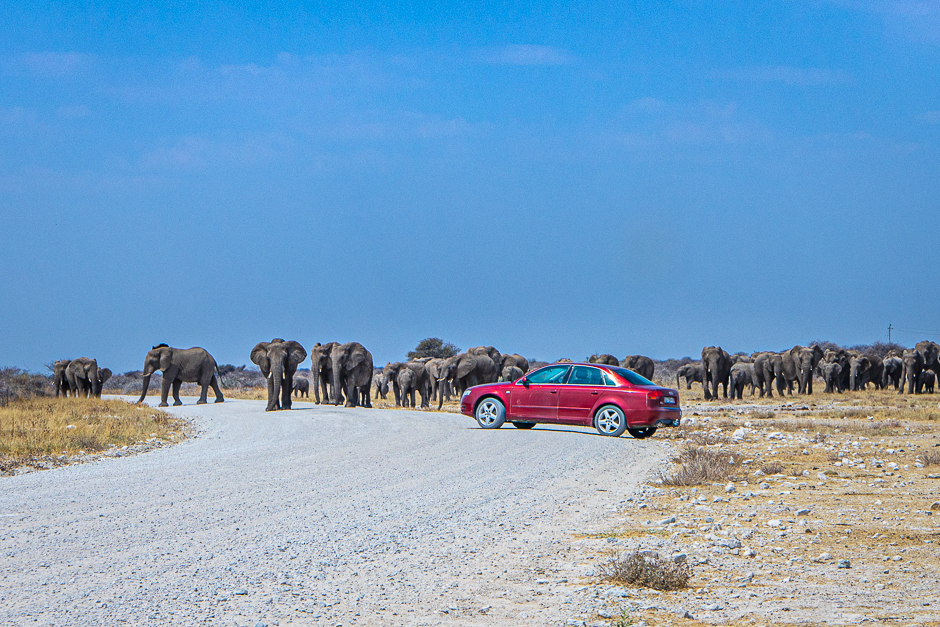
1;1;938;372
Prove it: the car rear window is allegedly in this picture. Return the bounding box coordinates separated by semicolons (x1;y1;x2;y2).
608;366;655;386
568;366;604;386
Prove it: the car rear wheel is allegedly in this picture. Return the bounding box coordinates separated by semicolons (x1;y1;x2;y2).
627;427;657;439
511;421;536;429
475;397;506;429
594;405;627;437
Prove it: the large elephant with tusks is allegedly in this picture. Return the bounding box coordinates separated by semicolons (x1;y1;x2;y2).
701;346;732;399
250;339;307;411
331;342;373;407
135;344;224;407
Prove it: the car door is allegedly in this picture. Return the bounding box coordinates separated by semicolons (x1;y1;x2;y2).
509;365;570;421
557;365;606;424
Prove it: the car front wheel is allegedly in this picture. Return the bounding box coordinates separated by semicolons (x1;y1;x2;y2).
594;405;627;437
627;427;657;439
475;397;506;429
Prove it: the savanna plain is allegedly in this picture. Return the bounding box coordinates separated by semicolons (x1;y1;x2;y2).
1;370;939;627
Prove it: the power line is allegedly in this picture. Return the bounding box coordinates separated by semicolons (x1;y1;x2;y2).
895;327;940;337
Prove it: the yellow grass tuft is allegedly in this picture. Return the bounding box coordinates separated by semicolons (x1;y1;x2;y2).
0;397;183;471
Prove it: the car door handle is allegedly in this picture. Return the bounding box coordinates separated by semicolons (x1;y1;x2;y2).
591;391;599;395
549;390;557;394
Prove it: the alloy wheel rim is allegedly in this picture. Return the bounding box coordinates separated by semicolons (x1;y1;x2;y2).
478;401;499;425
597;408;621;433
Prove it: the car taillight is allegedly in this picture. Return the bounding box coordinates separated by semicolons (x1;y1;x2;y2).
647;390;664;405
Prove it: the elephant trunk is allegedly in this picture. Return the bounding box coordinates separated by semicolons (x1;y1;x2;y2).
849;366;857;392
270;362;284;411
332;356;344;406
437;374;447;410
312;361;321;404
136;373;152;404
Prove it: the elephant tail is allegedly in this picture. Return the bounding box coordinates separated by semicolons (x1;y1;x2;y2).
216;364;226;388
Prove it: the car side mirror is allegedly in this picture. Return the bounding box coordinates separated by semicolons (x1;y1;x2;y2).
520;377;529;387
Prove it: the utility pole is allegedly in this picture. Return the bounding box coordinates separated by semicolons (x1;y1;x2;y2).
888;324;892;344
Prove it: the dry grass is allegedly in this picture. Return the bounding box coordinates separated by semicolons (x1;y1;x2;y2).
0;397;182;471
918;448;940;466
659;445;735;486
598;551;691;591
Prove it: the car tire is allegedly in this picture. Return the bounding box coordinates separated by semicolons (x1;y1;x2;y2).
511;421;536;429
627;427;658;439
475;397;506;429
594;405;628;437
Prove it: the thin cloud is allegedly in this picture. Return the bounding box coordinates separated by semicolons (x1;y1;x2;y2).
709;66;852;86
1;52;92;76
919;111;940;124
476;45;575;66
828;1;940;44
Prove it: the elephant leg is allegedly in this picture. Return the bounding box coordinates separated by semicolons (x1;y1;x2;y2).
282;374;293;410
172;379;183;406
344;377;357;407
159;375;172;407
196;375;210;405
208;372;224;403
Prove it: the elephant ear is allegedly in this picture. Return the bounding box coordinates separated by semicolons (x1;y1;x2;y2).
860;357;871;369
456;354;477;379
158;348;173;371
98;368;112;384
346;346;366;370
286;341;307;367
250;342;271;377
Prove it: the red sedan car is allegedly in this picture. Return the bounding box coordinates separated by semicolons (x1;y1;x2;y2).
460;363;681;438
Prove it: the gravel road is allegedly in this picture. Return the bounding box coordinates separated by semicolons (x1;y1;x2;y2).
0;398;667;626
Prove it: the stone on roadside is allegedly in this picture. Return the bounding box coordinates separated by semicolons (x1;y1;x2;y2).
725;482;736;493
930;502;940;511
837;559;851;569
796;508;811;516
759;482;770;490
658;516;676;526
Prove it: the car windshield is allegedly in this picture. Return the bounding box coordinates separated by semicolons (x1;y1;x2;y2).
608;366;655;386
523;365;571;384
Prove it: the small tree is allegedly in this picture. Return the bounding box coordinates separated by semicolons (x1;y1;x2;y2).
407;338;460;360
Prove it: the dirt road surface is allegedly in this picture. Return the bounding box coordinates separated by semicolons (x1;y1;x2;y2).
0;399;666;626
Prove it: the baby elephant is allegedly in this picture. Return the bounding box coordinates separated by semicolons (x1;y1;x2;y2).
500;365;524;382
919;369;936;394
292;377;310;398
818;361;843;393
729;362;756;400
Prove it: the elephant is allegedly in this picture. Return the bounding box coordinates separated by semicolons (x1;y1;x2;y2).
383;361;431;408
817;361;843;393
589;354;620;366
135;344;224;407
372;371;390;400
729;362;758;399
396;368;420;407
292;377;310;398
823;349;853;393
882;356;903;390
53;359;73;397
899;349;924;395
752;351;783;397
66;357;102;398
919;369;936;394
779;345;824;395
331;342;373;407
849;354;884;391
675;363;704;390
251;339;307;411
310;342;340;404
916;341;940;380
97;368;112;394
501;365;525;382
501;354;530;374
730;352;752;364
424;358;450;405
701;346;732;399
437;349;499;409
621;355;655;380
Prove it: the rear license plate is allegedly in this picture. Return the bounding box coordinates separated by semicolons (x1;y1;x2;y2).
663;397;676;404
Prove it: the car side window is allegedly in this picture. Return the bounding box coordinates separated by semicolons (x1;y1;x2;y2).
568;366;604;386
602;372;619;386
525;365;571;384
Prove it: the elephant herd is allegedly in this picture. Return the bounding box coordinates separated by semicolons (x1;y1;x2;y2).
679;341;940;400
52;358;112;399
